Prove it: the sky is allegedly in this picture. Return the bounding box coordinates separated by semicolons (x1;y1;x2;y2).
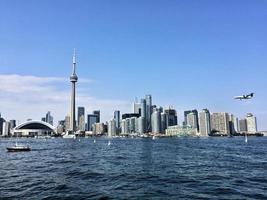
0;0;267;129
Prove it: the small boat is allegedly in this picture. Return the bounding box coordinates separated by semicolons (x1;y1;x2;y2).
108;141;111;146
7;143;31;152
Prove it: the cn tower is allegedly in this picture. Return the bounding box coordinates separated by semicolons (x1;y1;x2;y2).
70;49;78;133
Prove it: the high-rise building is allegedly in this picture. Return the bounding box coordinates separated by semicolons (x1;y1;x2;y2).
145;95;152;131
187;112;198;129
140;99;147;131
184;109;199;130
45;111;53;125
246;113;257;133
165;108;178;127
9;120;16;129
239;119;247;132
65;115;71;131
77;107;85;131
93;110;100;123
199;109;211;136
70;49;78;133
114;110;120;131
137;117;145;134
229;114;239;135
151;110;161;133
92;123;105;135
211;112;230;135
133;102;141;115
87;114;97;131
0;114;4;135
121;119;126;134
108;119;116;137
2;121;10;137
161;112;167;133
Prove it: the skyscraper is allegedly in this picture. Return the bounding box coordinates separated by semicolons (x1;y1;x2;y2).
108;119;116;137
145;95;152;131
187;112;198;129
246;113;257;133
239;119;247;132
77;107;85;131
151;109;161;133
45;111;53;125
160;112;167;133
184;109;199;130
140;99;147;131
199;109;211;136
93;110;100;123
165;108;178;127
70;49;78;133
211;112;230;135
87;114;97;131
114;110;120;130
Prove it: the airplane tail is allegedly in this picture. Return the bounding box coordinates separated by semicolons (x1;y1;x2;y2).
251;93;254;97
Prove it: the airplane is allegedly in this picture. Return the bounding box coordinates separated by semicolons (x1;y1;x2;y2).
234;93;254;100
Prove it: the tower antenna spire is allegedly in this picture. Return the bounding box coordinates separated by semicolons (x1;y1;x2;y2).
72;48;76;74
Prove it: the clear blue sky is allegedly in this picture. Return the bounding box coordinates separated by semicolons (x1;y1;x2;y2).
0;0;267;129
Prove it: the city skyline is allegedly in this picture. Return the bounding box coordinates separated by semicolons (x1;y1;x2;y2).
0;1;267;129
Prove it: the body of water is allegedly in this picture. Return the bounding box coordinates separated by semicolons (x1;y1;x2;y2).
0;137;266;199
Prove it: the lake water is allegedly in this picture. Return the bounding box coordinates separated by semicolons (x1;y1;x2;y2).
0;137;266;199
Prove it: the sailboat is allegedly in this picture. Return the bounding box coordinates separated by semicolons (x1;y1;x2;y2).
7;142;31;152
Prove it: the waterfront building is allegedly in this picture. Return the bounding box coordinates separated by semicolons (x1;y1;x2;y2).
239;119;247;132
165;125;198;137
108;119;116;137
199;109;211;136
70;50;78;133
114;110;120;131
246;113;257;133
184;109;199;130
93;110;100;123
0;114;4;135
92;123;105;135
161;112;167;133
187;112;198;129
77;107;85;131
87;114;97;131
151;109;161;133
211;112;230;136
229;114;239;135
137;117;145;134
2;121;10;137
121;119;126;134
165;108;178;127
12;120;56;137
129;117;137;133
125;118;131;134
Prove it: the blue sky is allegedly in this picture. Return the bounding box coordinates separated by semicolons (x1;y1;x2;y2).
0;0;267;129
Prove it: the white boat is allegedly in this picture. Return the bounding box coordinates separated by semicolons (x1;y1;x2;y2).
245;134;248;143
62;133;76;139
7;142;31;152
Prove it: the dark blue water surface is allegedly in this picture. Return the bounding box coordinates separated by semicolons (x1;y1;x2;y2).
0;137;266;200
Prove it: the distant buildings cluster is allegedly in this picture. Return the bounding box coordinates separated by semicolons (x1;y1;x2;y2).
0;95;260;138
